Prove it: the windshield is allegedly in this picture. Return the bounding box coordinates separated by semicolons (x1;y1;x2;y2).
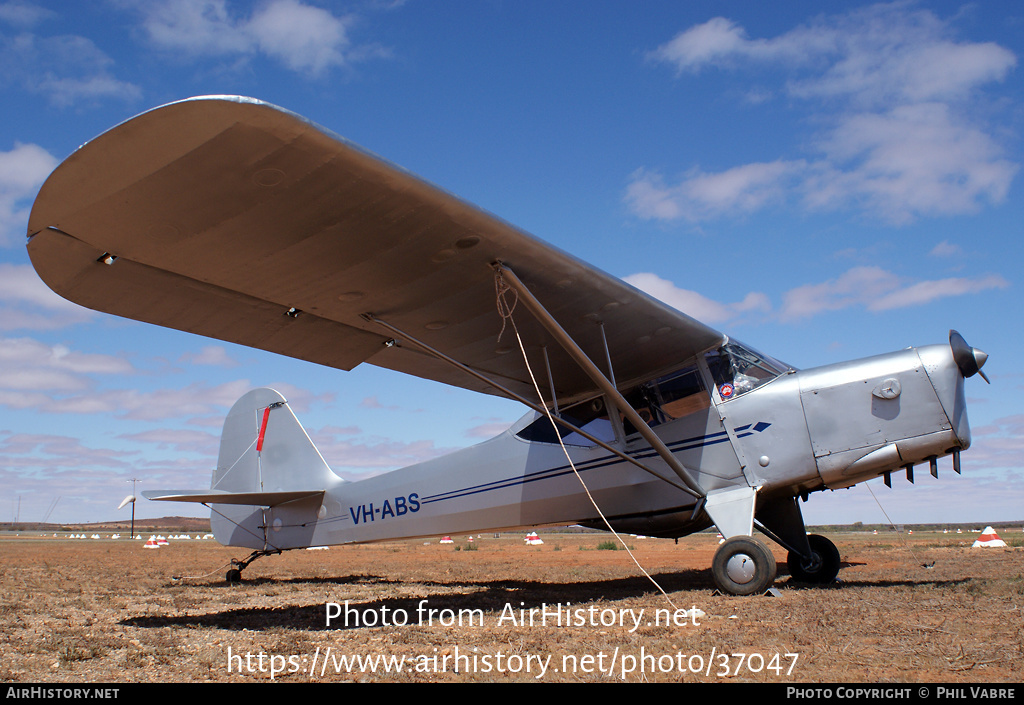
705;340;791;400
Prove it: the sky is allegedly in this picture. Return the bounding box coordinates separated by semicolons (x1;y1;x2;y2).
1;0;1022;528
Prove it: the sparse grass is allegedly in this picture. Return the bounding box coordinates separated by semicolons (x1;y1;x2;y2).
56;639;104;663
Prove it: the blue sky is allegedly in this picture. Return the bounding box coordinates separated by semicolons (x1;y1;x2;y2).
1;1;1021;527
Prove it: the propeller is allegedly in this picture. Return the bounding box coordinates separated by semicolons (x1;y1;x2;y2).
950;330;990;384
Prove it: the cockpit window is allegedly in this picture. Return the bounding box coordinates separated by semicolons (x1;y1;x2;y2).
705;340;789;400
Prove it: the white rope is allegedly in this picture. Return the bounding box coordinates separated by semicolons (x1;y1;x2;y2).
495;270;519;343
866;482;934;568
495;270;680;610
166;503;281;581
169;559;236;582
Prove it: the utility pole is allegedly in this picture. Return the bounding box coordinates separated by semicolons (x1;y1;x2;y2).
121;479;140;539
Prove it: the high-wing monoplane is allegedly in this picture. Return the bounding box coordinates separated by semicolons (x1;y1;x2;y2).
27;96;989;595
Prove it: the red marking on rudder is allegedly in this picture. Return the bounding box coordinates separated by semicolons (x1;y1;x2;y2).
256;407;271;452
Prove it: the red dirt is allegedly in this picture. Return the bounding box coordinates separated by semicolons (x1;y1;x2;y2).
1;531;1021;682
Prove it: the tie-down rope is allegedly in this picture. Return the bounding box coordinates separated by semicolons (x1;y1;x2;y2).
494;270;681;611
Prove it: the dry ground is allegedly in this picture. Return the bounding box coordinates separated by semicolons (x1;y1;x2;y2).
1;530;1022;683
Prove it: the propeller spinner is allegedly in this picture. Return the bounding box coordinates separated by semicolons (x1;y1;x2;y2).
950;330;990;384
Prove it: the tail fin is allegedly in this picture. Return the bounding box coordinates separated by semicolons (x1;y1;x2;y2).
145;388;341;549
214;387;334;495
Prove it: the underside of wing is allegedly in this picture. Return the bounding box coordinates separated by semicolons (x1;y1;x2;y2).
28;96;723;405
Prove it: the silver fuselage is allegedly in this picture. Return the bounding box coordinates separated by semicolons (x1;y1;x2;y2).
215;341;968;549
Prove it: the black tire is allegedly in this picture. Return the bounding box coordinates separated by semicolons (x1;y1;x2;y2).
226;568;242;583
711;536;778;596
787;534;841;584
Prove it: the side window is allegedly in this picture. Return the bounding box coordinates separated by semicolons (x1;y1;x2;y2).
622;364;708;436
651;367;708;420
516;397;613;447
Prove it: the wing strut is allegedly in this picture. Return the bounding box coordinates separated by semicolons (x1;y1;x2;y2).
494;263;707;501
361;313;701;498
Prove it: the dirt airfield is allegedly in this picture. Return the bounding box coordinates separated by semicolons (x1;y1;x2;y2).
1;529;1021;683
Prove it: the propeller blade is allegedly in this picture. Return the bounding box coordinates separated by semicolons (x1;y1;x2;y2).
949;330;990;383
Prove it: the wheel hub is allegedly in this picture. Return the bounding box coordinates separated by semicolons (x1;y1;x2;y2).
725;553;757;583
800;552;823;573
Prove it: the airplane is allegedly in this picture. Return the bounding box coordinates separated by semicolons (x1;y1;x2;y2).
26;96;990;595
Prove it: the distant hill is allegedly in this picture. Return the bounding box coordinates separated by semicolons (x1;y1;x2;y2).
1;516;211;532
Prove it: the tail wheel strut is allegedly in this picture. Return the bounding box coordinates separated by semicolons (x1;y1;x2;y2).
225;549;281;583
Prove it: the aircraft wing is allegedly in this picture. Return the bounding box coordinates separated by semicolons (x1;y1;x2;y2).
28;96;723;405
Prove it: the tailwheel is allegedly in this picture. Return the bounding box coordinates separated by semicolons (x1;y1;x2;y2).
224;548;281;584
787;534;841;585
711;536;778;596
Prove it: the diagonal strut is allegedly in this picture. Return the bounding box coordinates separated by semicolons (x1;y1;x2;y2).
493;263;707;500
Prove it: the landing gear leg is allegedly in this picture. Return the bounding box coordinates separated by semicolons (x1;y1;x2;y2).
225;549;281;583
786;534;840;585
711;536;778;596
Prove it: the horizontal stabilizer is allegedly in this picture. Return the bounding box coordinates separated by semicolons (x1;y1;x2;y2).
142;489;324;507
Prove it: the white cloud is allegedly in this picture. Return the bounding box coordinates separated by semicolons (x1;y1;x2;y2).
0;263;94;329
139;0;373;75
805;103;1017;222
308;424;455;476
247;0;352;73
929;240;961;258
647;17;751;72
0;31;141;107
360;395;401;411
648;15;829;73
0;337;309;422
971;414;1024;469
117;428;219;456
867;273;1009;312
780;266;898;321
779;266;1008;321
178;345;239;367
636;3;1018;224
0;432;136;470
626;161;805;222
625;267;1008;325
652;5;1016;105
0;336;134;396
35;72;142;108
0;378;251;420
140;0;250;55
0;145;57;247
624;272;770;324
465;420;514;439
0;1;55;28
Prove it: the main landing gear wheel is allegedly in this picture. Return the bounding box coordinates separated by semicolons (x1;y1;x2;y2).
787;534;841;585
711;536;778;596
225;568;242;583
